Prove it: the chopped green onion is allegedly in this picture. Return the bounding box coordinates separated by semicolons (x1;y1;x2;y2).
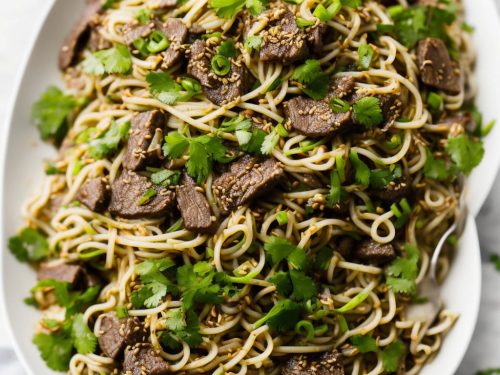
276;123;289;137
78;248;106;260
295;320;315;341
167;218;183;233
481;120;496;137
296;17;315;28
338;315;349;333
330;97;350;113
314;324;328;336
358;43;375;70
211;54;231;76
132;37;149;56
427;92;443;112
137;188;157;206
147;31;170;53
335;155;346;182
336;290;370;313
180;77;202;95
116;305;129;319
276;211;288;225
264;77;282;93
387;5;403;18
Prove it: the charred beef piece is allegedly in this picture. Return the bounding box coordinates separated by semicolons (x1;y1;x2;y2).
59;0;102;70
308;23;328;54
212;155;284;215
98;312;146;360
109;170;175;219
378;94;403;130
87;28;112;51
354;239;396;265
159;18;189;68
337;237;354;259
176;174;214;233
371;176;411;202
187;40;253;106
259;7;309;65
284;76;356;137
123;343;170;375
76;177;111;212
282;350;344;375
123;18;188;68
123;110;165;171
37;263;84;286
416;37;461;95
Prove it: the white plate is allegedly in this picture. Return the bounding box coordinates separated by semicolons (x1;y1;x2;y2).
0;0;497;374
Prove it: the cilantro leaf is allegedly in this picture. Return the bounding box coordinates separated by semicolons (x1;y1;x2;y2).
269;272;293;296
162;132;190;158
446;134;484;174
370;165;402;189
326;170;342;206
210;0;267;18
246;0;268;16
244;35;263;51
313;247;333;271
88;121;130;159
219;115;252;132
264;236;300;265
288;247;309;271
32;86;82;143
33;331;73;371
83;44;132;75
132;259;176;308
381;340;406;372
161;308;203;349
261;128;280;155
240;129;266;154
146;72;182;105
424;150;450;180
386;243;420;295
8;227;49;263
351;334;378;353
254;299;302;333
71;313;97;354
349;151;370;187
292;60;330;100
289;270;317;301
353;96;383;128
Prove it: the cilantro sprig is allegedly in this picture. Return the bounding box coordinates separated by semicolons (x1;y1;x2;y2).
82;44;132;75
8;227;49;263
292;59;330;100
163;132;231;183
147;72;202;105
87;121;130;160
385;243;420;295
210;0;268;19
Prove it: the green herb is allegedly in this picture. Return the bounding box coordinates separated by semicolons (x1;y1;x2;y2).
264;236;304;266
211;54;231;76
33;331;73;371
150;169;181;187
240;129;267;154
358;43;375;70
349;151;370;187
461;22;475;34
292;59;330;100
296;17;315;28
219;115;252;132
338;315;348;333
269;270;316;301
353;96;383;128
391;198;411;229
88;121;130;159
103;0;119;9
137;188;157;206
482;120;496;137
167;218;184;233
261;128;280;155
427;92;443;113
424;149;450;181
477;369;500;375
32;86;82;143
71;313;97;354
135;8;152;25
370;165;402;189
217;39;237;58
295;320;315;340
326;170;342;206
381;340;406;372
146;72;201;104
82;44;132;75
490;254;500;272
313;247;333;271
336;290;369;313
313;0;342;22
446;134;484;174
341;0;362;7
276;211;288;225
244;35;263;51
254;299;302;332
386;243;420;295
131;259;176;308
8;227;49;263
210;0;267;19
330;97;350;113
44;162;61;175
116;305;129;319
351;335;378;353
160;308;203;350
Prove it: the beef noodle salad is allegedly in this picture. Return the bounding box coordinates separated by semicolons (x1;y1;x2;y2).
8;0;491;374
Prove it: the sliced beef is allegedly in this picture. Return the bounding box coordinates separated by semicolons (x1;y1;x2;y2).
176;174;214;233
109;170;175;219
416;37;461;95
212;155;284;215
259;7;309;65
123;343;170;375
284;76;356;137
354;239;396;265
379;94;403;130
158;18;189;68
308;23;328;54
37;263;84;287
291;173;323;189
187;40;253;106
337;236;354;259
371;176;411;202
282;350;344;375
123;110;165;171
98;312;146;360
59;0;102;70
76;177;111;212
123;18;188;68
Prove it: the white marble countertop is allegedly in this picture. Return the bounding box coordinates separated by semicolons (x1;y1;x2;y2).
1;1;500;373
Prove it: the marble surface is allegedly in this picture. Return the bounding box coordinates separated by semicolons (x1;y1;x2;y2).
1;1;500;373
